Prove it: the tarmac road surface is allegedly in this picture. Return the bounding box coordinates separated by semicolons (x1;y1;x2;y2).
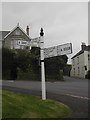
2;76;89;118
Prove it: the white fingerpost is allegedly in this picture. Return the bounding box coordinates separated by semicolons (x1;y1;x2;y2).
40;28;46;100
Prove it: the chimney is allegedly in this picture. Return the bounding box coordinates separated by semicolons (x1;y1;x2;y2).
26;26;29;36
81;42;86;50
17;23;19;27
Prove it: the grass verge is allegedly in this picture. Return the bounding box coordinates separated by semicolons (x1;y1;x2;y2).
2;90;72;118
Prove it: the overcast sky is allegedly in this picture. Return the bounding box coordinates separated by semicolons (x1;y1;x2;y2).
2;2;88;63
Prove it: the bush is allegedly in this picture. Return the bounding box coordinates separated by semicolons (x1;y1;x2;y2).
85;70;90;79
46;70;63;81
2;47;16;80
2;47;68;81
2;70;11;80
63;64;72;76
17;68;41;81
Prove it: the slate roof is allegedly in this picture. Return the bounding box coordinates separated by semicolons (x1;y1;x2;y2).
71;50;84;59
0;24;32;41
0;31;10;40
71;45;90;59
4;24;31;40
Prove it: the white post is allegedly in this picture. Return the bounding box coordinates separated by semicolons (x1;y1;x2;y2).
40;28;46;100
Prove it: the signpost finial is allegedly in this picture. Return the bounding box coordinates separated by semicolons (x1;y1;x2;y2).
40;28;44;36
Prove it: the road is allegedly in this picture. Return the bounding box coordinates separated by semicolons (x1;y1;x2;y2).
2;76;89;118
2;76;88;98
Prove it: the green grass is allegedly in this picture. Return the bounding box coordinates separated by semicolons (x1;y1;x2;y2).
2;90;72;118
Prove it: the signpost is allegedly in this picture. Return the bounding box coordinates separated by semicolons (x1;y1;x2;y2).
44;46;57;58
40;28;46;100
57;43;72;56
17;28;72;101
31;37;40;47
44;43;72;58
18;40;29;46
18;38;40;48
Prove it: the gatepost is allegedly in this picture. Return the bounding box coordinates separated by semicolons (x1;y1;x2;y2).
40;28;46;100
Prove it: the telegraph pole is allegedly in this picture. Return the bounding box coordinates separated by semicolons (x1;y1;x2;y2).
40;28;46;100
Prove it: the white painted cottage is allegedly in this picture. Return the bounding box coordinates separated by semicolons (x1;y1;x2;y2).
70;43;90;78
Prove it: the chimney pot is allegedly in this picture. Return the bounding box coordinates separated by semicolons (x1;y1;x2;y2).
81;42;86;50
26;26;29;36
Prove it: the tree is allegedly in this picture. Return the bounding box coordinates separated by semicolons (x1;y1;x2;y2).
63;64;72;76
2;48;35;80
16;49;31;72
44;55;68;80
2;47;16;79
2;46;68;81
15;48;40;80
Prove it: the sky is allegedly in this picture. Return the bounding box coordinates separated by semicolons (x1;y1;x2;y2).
1;1;88;63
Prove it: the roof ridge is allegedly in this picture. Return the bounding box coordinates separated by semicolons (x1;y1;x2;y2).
0;30;10;32
4;24;31;40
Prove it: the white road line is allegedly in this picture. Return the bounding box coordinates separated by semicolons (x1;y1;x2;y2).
66;94;90;100
7;80;14;83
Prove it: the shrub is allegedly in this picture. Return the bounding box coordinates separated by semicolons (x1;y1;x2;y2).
86;70;90;79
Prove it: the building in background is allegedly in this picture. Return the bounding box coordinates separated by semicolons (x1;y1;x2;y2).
0;23;31;49
70;43;90;78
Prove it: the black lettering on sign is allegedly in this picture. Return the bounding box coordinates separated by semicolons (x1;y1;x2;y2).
22;41;27;44
64;47;70;51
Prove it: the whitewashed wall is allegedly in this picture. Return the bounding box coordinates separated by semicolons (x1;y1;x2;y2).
70;51;89;78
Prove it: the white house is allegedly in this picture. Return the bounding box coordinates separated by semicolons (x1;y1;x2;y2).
70;43;90;78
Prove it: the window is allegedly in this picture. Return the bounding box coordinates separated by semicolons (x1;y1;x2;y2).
73;68;75;75
78;67;80;75
11;41;13;49
73;59;75;66
88;54;90;61
84;65;87;71
77;57;79;64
